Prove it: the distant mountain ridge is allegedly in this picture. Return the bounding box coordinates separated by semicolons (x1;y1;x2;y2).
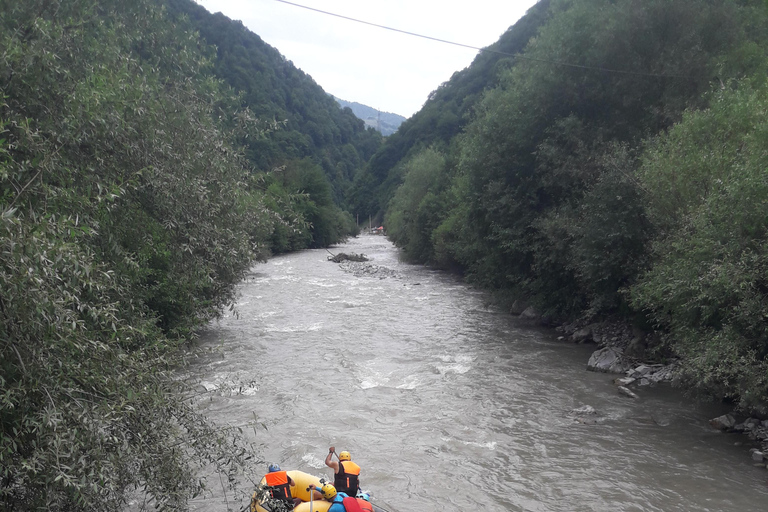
333;97;406;136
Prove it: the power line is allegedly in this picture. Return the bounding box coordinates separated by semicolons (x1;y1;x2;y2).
272;0;686;79
274;0;488;53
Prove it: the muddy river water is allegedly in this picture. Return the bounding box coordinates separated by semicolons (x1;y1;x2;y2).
190;234;768;512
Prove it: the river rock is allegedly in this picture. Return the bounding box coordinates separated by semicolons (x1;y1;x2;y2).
709;414;736;431
587;347;631;374
614;376;636;386
647;366;674;383
519;306;541;322
618;386;639;399
509;300;528;316
571;405;597;416
572;326;594;344
628;364;654;378
569;405;604;425
338;261;398;279
623;329;650;359
751;450;765;462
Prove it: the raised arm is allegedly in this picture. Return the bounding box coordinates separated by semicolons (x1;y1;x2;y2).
325;446;339;471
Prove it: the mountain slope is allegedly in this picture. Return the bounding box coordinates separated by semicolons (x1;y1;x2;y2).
333;97;406;136
351;0;552;217
165;0;383;207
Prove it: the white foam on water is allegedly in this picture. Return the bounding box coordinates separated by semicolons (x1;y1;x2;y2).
301;453;327;470
435;363;472;375
441;436;497;450
200;381;218;391
264;322;324;333
308;280;338;288
239;386;260;396
395;374;423;389
359;370;390;389
434;353;475;375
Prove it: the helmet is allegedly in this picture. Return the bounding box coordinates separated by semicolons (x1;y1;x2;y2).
321;483;337;500
267;463;280;473
338;451;351;461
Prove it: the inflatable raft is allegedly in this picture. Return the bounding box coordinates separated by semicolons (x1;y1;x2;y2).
251;470;391;512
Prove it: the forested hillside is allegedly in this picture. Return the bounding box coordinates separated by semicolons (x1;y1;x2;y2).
350;0;552;217
5;0;768;509
166;0;382;212
0;0;369;509
379;0;768;411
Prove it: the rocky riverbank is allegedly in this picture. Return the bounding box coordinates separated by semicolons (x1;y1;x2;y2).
510;303;768;471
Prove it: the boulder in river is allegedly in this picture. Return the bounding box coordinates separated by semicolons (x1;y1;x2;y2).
572;325;594;344
614;376;636;386
709;414;736;431
618;386;640;399
569;405;604;425
509;299;529;316
519;306;541;323
328;252;368;263
587;347;631;374
571;405;597;416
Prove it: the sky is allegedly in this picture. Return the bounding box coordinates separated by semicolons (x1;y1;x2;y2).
194;0;539;118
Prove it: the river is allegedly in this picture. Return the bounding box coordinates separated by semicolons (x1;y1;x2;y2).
190;234;768;512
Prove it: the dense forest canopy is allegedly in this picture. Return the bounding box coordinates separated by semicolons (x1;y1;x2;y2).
165;0;383;210
4;0;768;509
350;0;553;218
0;0;375;509
380;0;768;410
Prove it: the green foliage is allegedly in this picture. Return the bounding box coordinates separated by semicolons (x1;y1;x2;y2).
632;80;768;409
164;0;383;211
353;0;552;219
378;2;768;416
532;139;652;315
0;0;265;508
385;148;449;263
380;0;768;320
260;159;358;252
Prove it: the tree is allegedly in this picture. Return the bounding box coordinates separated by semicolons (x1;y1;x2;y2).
632;80;768;409
0;1;266;508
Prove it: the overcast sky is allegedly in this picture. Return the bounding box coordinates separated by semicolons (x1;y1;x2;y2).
194;0;539;118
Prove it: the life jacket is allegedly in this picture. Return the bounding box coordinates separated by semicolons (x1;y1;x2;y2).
341;496;364;512
328;493;349;512
334;460;361;497
264;471;292;502
356;497;374;512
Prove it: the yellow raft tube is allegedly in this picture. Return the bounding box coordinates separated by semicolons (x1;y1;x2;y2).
251;470;331;512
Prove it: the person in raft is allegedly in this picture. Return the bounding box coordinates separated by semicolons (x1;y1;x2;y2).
263;463;302;508
325;446;361;497
308;483;373;512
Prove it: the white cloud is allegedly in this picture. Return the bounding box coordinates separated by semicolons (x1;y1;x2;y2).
195;0;539;117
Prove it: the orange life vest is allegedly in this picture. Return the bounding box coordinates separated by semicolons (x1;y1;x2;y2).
341;496;363;512
334;460;361;497
264;471;292;502
356;497;374;512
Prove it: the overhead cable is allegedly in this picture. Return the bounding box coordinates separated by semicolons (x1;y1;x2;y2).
273;0;685;79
